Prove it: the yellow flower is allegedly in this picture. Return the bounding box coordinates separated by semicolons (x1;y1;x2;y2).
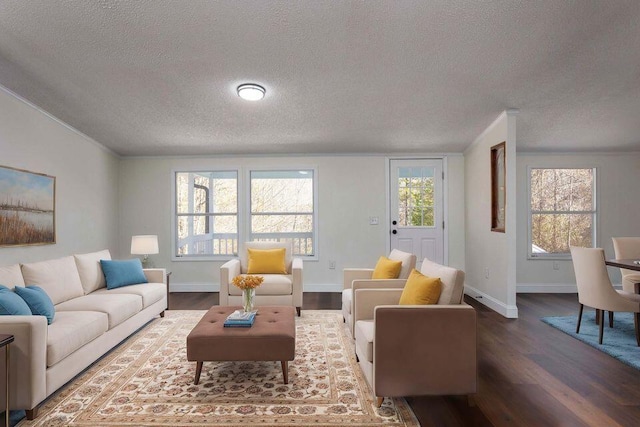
232;275;264;290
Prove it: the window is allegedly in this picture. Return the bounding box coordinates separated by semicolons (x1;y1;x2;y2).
529;168;596;258
397;167;435;227
173;168;317;259
250;170;315;256
175;171;238;258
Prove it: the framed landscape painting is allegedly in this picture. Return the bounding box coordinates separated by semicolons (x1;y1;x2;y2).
0;165;56;246
491;142;506;232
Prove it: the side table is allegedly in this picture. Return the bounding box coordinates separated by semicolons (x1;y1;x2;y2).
166;271;172;310
0;334;14;427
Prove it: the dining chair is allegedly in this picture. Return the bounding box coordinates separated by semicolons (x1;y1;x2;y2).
570;246;640;346
611;237;640;293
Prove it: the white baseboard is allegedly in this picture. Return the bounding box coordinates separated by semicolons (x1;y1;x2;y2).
464;285;518;318
170;282;219;293
516;282;622;293
170;282;342;293
304;284;342;292
517;283;577;293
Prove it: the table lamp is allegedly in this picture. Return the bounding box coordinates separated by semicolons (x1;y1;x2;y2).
131;235;159;268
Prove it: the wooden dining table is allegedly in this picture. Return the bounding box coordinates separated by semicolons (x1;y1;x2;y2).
605;259;640;293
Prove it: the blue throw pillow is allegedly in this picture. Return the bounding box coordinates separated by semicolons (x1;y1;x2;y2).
100;258;148;289
0;285;32;316
14;285;55;324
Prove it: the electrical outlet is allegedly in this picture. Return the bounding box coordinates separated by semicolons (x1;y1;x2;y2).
329;260;336;270
484;267;490;279
553;261;560;270
369;216;379;225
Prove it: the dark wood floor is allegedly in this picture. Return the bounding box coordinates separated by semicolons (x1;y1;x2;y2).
168;292;640;427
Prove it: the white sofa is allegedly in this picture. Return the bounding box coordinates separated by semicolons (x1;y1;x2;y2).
0;249;167;419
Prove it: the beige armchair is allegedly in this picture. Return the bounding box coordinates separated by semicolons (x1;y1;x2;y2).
352;258;476;407
612;237;640;293
220;241;303;316
341;249;416;337
570;246;640;346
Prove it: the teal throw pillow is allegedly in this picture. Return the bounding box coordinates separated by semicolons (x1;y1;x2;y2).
14;285;55;324
100;258;148;289
0;285;32;316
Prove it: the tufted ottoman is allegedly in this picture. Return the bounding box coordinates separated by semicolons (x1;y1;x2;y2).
186;306;296;385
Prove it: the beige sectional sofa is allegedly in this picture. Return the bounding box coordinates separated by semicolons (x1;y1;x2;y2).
0;250;167;419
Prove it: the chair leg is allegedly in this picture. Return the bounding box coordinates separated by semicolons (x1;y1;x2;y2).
634;312;640;347
296;307;301;317
598;309;605;344
595;309;600;325
609;311;614;328
576;304;584;333
376;397;384;407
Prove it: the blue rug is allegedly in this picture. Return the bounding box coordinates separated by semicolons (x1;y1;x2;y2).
542;311;639;370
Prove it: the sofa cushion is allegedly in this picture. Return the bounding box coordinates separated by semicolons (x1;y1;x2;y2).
419;258;465;304
372;256;402;279
74;249;111;294
229;274;292;296
21;256;85;305
15;285;56;324
247;248;287;274
399;269;442;306
0;285;32;315
240;241;293;274
0;264;25;287
100;259;148;289
355;319;375;363
47;311;108;367
92;282;165;309
389;249;416;280
55;294;142;329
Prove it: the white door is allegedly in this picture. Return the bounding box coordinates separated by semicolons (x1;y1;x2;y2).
390;159;444;264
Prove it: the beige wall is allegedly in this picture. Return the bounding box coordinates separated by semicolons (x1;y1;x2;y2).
0;86;120;266
516;152;640;292
464;111;518;317
118;155;465;290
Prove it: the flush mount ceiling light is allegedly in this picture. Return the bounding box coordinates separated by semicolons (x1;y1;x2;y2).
237;83;266;101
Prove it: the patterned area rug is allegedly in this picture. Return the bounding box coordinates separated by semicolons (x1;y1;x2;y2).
18;310;418;426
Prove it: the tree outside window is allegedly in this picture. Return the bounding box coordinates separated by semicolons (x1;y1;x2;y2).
529;168;596;258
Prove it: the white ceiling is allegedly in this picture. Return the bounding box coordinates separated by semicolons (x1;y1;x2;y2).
0;1;639;156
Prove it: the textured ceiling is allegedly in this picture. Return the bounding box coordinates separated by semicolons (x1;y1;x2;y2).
0;1;639;156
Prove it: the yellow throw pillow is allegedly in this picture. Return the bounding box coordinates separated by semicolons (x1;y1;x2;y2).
247;248;287;274
372;256;403;279
399;269;442;305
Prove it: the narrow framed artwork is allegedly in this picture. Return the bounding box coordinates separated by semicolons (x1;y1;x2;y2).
0;165;56;246
490;142;506;232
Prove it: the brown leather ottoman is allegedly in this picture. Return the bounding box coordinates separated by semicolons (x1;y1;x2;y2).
186;306;296;384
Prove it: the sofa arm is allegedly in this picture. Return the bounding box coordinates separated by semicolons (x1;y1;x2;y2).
291;258;303;308
220;259;241;306
373;304;477;398
0;316;48;411
350;280;406;336
343;268;374;290
353;288;403;325
143;268;167;284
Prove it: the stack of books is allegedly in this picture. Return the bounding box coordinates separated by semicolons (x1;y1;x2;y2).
224;310;257;328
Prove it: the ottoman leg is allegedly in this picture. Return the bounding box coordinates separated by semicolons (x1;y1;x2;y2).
194;361;203;385
281;361;289;384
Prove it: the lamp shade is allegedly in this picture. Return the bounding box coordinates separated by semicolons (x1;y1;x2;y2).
131;235;159;255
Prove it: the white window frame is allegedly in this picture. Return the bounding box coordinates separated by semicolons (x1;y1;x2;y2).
171;168;241;261
245;166;319;260
527;167;597;260
172;166;318;261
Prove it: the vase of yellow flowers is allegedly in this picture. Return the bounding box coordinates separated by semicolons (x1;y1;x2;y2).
232;274;264;313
